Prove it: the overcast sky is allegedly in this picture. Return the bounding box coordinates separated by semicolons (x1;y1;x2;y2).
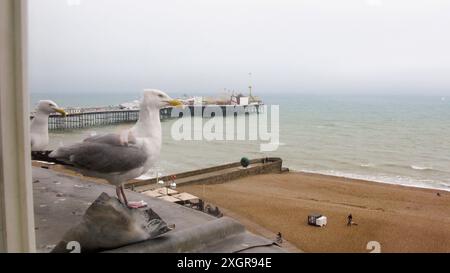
28;0;450;95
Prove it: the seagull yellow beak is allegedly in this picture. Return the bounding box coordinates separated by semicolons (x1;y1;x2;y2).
54;108;67;117
168;99;182;107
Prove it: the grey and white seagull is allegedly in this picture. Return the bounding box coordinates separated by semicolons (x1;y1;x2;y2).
49;89;181;208
30;100;67;151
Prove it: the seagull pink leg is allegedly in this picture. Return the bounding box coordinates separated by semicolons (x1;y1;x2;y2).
119;185;129;206
116;186;124;204
120;185;147;209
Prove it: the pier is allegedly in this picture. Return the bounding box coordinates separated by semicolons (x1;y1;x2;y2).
34;104;263;130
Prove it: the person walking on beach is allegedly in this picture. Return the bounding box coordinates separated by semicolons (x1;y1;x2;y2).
276;232;283;244
347;214;353;226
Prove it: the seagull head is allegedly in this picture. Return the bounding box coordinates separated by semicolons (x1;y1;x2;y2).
36;100;67;117
142;89;182;109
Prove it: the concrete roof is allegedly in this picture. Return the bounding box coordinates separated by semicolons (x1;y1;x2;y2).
142;190;163;198
33;167;286;253
172;192;199;202
158;195;181;203
153;187;178;195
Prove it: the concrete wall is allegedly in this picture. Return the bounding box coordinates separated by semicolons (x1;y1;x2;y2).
176;158;283;187
126;158;283;191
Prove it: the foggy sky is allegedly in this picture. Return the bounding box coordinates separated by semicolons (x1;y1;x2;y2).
28;0;450;95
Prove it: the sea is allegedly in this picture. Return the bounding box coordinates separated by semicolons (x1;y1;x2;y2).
30;92;450;191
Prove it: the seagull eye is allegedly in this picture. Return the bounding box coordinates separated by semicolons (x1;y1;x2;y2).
158;94;164;98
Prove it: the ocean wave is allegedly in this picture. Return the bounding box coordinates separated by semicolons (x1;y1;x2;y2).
379;163;442;173
291;168;450;192
410;165;433;171
316;123;336;128
135;170;164;180
360;163;375;168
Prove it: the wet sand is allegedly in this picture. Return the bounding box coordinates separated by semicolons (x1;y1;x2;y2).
178;172;450;253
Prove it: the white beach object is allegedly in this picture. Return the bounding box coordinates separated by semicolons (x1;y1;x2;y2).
308;213;327;227
315;216;327;227
127;200;148;209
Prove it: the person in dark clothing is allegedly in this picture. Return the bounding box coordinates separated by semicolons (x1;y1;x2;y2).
198;199;204;211
347;214;353;226
276;232;283;244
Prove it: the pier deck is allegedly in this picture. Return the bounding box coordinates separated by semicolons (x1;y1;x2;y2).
32;104;263;130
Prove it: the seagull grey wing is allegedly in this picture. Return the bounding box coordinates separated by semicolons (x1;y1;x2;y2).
83;133;124;146
68;142;148;173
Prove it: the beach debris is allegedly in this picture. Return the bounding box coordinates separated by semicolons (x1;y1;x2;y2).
127;200;148;209
205;204;223;217
51;192;173;253
71;209;84;216
35;160;55;165
45;244;56;250
308;213;327;227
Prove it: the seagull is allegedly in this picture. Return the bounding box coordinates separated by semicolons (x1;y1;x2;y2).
49;90;181;208
30;100;67;151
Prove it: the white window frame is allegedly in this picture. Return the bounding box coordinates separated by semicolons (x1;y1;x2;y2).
0;0;36;252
